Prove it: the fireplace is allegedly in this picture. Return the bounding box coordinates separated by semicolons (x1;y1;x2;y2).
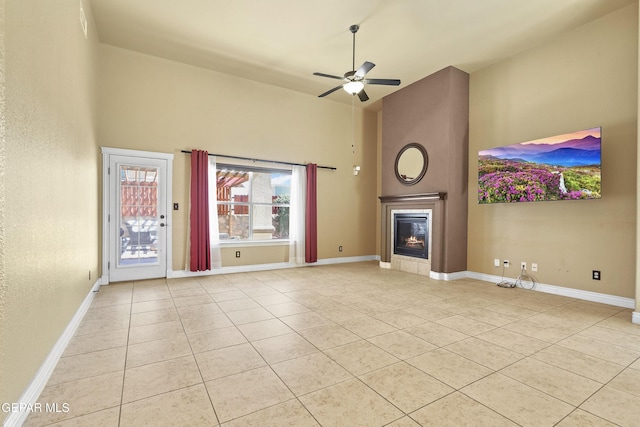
394;213;429;259
381;194;456;276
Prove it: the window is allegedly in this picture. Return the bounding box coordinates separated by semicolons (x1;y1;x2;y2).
215;164;291;240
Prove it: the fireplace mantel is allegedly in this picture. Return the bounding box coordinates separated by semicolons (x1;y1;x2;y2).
379;193;446;203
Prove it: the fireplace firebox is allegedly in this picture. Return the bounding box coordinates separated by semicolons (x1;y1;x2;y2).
394;213;429;259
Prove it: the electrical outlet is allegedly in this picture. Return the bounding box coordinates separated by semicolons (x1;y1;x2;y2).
235;251;241;258
503;260;510;268
173;203;179;210
520;262;526;270
339;246;343;252
592;270;601;280
531;263;538;272
494;258;500;267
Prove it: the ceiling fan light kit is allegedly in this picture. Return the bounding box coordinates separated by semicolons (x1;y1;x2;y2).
344;81;364;95
314;24;400;102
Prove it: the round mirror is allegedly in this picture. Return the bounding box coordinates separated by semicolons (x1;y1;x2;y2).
395;143;428;185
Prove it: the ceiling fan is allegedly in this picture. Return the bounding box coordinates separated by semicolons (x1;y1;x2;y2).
314;24;401;102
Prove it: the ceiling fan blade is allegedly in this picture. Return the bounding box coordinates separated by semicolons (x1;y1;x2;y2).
318;85;344;98
354;61;375;79
357;89;369;102
364;78;401;86
313;72;344;80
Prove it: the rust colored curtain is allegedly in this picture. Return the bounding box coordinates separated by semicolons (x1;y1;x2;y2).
189;150;211;271
305;163;318;263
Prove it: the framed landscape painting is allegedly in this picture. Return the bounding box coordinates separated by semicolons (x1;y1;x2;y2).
478;127;602;204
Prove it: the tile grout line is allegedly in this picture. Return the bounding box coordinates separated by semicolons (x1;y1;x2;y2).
174;277;222;426
116;280;135;427
205;274;323;425
30;265;640;426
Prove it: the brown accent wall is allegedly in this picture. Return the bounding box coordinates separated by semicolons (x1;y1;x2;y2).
380;66;469;273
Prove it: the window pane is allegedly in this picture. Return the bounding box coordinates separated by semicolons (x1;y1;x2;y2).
217;203;249;240
232;195;249;214
119;166;159;265
273;206;289;239
271;173;291;202
252;202;274;239
215;167;291;240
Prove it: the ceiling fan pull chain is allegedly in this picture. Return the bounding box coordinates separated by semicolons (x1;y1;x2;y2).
352;96;356;155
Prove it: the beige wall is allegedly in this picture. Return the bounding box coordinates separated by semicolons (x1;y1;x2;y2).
1;0;637;416
97;45;379;271
0;0;6;413
0;0;100;416
637;3;640;312
468;3;638;298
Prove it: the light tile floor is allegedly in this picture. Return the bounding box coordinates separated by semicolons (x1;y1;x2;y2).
25;262;640;426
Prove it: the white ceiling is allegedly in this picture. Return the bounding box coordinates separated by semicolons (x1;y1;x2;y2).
89;0;636;110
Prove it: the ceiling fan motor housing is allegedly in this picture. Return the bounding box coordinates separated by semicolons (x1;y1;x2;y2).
344;70;358;80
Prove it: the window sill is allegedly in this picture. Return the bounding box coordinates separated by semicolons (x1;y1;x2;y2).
218;240;290;248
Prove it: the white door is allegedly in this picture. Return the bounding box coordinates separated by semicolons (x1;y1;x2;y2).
102;148;173;282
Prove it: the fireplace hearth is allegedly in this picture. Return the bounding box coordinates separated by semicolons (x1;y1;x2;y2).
394;213;429;259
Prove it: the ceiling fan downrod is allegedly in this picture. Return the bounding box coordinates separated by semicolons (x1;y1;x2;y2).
350;24;359;72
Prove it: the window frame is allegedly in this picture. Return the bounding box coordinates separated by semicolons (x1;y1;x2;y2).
215;162;292;243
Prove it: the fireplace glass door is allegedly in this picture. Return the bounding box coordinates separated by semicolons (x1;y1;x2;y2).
394;214;428;259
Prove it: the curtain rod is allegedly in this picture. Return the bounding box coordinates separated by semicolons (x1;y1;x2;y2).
181;150;336;170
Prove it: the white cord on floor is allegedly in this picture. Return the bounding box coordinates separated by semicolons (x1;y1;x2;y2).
496;264;515;288
515;266;536;290
496;265;537;289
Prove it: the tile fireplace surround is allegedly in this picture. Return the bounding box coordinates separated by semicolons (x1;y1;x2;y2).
380;193;447;278
389;209;432;277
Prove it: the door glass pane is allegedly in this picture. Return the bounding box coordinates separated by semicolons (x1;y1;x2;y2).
119;165;159;266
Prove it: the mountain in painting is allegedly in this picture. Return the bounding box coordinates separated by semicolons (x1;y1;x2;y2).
554;135;601;150
479;135;601;167
526;147;600;167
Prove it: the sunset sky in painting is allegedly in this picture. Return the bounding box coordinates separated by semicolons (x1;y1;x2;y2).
521;127;601;145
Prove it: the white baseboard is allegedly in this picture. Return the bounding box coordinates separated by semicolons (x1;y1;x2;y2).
633;311;640;324
430;270;468;281
378;263;466;281
314;255;379;266
171;263;634;309
466;271;635;309
3;279;102;427
168;261;300;278
168;255;380;279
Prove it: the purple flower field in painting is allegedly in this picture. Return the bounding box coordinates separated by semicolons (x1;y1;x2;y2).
478;128;602;204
